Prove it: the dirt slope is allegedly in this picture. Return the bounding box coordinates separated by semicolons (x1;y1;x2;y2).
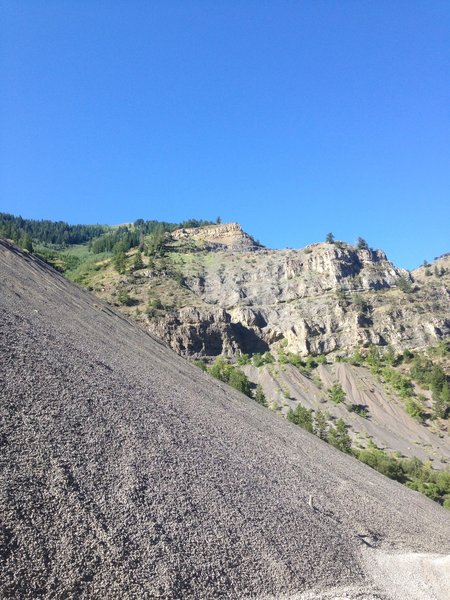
243;362;449;464
1;239;449;600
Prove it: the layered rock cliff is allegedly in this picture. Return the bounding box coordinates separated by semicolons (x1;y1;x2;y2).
145;239;449;358
70;222;449;359
170;222;261;251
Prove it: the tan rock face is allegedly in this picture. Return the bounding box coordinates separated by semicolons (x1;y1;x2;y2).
170;222;261;251
147;241;450;357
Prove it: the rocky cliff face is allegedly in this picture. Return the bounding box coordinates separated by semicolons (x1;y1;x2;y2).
170;222;261;251
77;223;449;359
146;241;449;357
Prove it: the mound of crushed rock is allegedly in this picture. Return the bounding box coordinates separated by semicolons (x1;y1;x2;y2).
1;240;449;599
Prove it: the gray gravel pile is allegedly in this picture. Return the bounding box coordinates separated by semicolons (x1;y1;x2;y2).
1;239;449;599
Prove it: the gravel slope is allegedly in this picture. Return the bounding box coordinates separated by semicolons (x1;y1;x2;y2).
1;240;449;599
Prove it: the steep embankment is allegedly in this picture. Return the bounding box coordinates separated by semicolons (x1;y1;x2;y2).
242;361;449;464
1;239;450;600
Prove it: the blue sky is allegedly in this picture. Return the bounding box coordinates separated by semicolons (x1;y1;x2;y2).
1;1;449;268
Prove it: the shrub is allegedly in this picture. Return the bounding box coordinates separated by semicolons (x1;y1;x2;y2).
287;403;314;433
405;397;425;422
304;356;318;370
252;353;264;367
329;383;346;404
349;347;364;366
207;358;252;398
349;404;369;418
357;446;405;481
208;357;233;382
262;351;275;364
193;359;207;371
228;368;252;397
117;289;133;306
397;275;413;293
328;419;352;454
236;353;251;366
254;385;268;407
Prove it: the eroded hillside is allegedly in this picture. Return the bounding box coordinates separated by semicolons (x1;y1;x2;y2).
61;223;449;474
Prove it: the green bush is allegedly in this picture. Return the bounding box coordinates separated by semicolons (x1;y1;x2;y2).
252;353;264;367
328;383;346;404
381;367;414;398
207;357;252;398
262;351;275;364
328;419;352;454
193;359;207;371
357;446;405;481
117;289;133;306
397;275;413;293
349;404;369;418
287;403;314;433
236;353;251;366
254;385;268;407
228;368;252;397
404;397;425;422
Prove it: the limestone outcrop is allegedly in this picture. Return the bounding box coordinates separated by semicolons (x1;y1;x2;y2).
146;242;449;357
170;222;262;251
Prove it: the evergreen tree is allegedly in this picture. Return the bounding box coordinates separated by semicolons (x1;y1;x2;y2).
328;419;352;453
113;242;127;274
329;383;346;404
397;276;413;293
433;382;450;418
254;385;268;407
287;403;314;433
133;250;144;271
19;233;33;252
314;410;328;440
228;368;252;397
357;237;369;250
325;232;335;244
147;224;165;257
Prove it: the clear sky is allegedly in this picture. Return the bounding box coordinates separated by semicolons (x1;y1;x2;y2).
1;1;449;268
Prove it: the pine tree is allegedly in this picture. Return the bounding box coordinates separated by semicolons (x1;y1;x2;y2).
288;403;314;433
328;383;346;404
113;242;127;274
133;250;144;271
433;382;450;418
19;233;33;252
325;232;335;244
314;410;328;440
254;385;268;407
328;419;352;454
441;381;450;406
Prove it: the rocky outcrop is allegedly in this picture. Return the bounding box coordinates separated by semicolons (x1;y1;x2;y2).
148;242;450;357
170;222;262;251
148;306;268;357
